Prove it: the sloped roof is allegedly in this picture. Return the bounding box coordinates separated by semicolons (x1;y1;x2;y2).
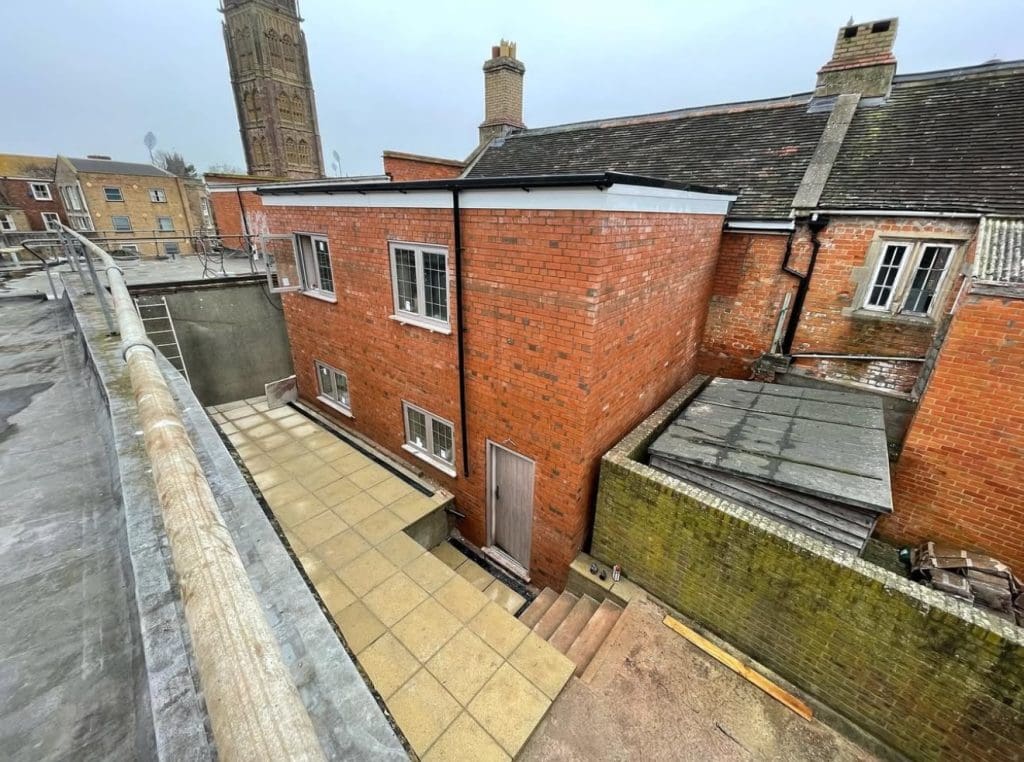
67;157;174;178
0;154;56;180
467;97;828;219
819;63;1024;215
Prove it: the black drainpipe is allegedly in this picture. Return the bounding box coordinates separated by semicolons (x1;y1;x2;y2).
781;214;829;354
451;188;470;477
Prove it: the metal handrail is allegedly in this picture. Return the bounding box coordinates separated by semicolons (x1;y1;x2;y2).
59;224;325;761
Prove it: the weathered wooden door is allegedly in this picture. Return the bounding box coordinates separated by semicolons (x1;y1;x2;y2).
488;442;534;571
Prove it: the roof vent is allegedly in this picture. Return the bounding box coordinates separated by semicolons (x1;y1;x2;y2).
86;155;112;160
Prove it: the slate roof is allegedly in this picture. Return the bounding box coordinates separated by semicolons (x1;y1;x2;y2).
820;63;1024;215
468;97;828;219
67;157;174;178
468;60;1024;219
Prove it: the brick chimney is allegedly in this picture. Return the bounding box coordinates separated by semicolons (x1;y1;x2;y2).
479;40;525;145
815;18;898;98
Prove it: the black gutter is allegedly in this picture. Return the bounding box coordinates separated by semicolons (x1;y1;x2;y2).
781;214;829;354
451;189;470;477
257;171;734;198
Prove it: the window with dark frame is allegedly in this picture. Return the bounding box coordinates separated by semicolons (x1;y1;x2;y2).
402;401;454;470
163;242;180;257
315;360;350;413
388;242;449;330
863;241;956;318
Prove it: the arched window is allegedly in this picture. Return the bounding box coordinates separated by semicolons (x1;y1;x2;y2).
266;29;282;69
235;26;253;70
297;139;310;166
252;135;267;166
292;94;304;123
277;91;292;122
282;35;297;75
244;88;259;121
285;137;297;165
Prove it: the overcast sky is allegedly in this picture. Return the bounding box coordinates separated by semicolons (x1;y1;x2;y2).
5;0;1022;176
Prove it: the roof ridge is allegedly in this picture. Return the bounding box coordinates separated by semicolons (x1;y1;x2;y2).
893;58;1024;85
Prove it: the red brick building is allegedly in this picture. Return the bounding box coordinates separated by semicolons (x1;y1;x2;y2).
0;154;66;233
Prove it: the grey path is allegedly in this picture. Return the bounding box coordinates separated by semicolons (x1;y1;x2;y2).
0;298;137;761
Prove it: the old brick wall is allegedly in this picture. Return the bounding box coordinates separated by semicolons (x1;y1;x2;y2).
209;189;266;249
592;379;1024;760
382;154;463;181
0;177;66;231
697;231;795;377
884;290;1024;573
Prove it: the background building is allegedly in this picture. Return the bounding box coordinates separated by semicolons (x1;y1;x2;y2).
0;154;66;233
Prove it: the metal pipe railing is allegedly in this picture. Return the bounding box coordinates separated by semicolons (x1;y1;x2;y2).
60;225;325;761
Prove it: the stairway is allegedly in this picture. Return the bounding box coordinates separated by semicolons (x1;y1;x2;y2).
520;589;622;677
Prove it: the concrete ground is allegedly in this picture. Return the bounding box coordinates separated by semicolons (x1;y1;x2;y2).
0;298;137;760
212;397;573;760
521;597;874;762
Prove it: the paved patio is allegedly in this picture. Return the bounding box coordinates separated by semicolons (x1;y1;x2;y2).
209;397;573;760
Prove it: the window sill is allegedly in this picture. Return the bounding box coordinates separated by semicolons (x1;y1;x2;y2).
316;395;353;418
301;289;337;304
849;308;936;327
389;314;452;335
401;444;456;477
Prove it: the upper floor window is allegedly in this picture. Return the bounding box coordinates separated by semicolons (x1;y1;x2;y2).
157;216;174;232
1;214;16;232
315;360;351;415
60;184;84;211
863;241;957;318
388;242;450;332
29;182;51;201
41;212;61;231
150;189;167;203
111;215;132;232
104;187;124;202
296;233;334;297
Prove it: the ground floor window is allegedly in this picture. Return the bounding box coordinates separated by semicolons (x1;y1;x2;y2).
163;242;180;259
1;214;15;231
41;212;61;231
402;401;454;474
316;360;351;415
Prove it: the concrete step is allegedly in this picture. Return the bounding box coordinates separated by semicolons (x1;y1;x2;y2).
565;598;623;677
519;587;558;629
533;591;579;639
549;595;599;654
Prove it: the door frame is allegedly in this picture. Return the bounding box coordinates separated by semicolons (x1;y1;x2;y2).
484;440;534;581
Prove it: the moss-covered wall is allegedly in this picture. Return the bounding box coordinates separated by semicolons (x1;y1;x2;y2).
592;377;1024;760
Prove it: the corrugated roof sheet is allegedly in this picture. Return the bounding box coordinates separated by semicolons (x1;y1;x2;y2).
0;154;55;180
67;157;174;178
976;217;1024;284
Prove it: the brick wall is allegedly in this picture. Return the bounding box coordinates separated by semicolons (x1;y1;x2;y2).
263;200;724;588
382;153;463;181
0;178;66;230
884;290;1024;573
209;188;264;249
592;379;1024;760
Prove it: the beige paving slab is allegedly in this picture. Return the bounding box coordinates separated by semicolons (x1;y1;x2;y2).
274;494;328;528
367;477;415;506
388;668;462;756
234;414;266;430
469;603;530;658
290;422;323;438
265;405;295;420
338;548;398;597
255;432;293;452
318;441;357;463
468;663;551;757
317;530;371;571
390;492;441;524
245;453;274;474
431;542;467;570
223;405;256;420
292;510;347;548
353;509;405;546
298;553;332;586
405;552;456;593
359;633;420;700
334;601;386;654
314;476;363;507
435;574;489;623
364;572;429;627
264;440;308;463
253;466;290;492
332;452;372;476
304;431;340;450
426;627;503;705
349;464;393;489
457;558;497;591
332;493;384;525
235;442;263;460
484;579;527;616
392;598;461;662
276;414;310;429
508;632;575;700
219;421;238;434
317;574;357;615
423;712;511;762
378;532;426;567
296;463;342;492
282;452;326;476
249;422;283;439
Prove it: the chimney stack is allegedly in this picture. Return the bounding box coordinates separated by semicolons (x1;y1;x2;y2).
479;40;525;145
815;18;898;98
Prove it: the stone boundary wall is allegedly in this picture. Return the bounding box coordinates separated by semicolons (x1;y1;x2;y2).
591;376;1024;761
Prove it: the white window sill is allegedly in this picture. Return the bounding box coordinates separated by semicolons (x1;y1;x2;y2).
301;289;337;304
389;314;451;335
316;395;353;418
401;443;456;477
850;308;935;327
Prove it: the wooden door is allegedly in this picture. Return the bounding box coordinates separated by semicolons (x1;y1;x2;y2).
488;442;534;570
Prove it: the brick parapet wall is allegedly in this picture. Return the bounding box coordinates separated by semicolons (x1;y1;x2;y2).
382;154;463;181
885;290;1024;572
591;378;1024;760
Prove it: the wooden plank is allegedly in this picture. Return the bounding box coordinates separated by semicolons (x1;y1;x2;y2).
663;615;814;721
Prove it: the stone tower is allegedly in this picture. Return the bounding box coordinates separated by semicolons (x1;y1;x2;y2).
221;0;324;179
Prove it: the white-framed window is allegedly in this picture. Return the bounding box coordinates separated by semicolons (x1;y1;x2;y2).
1;214;16;232
295;233;334;297
402;401;455;474
41;212;61;231
29;182;51;201
388;242;450;331
149;188;167;203
104;187;124;202
863;241;957;318
111;215;132;232
315;360;352;415
163;242;180;258
200;196;211;225
157;216;174;232
70;214;93;232
60;184;84;211
118;244;140;254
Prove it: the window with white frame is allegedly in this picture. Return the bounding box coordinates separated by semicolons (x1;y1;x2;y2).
402;401;455;472
111;215;132;232
1;215;15;232
29;182;51;201
104;187;124;202
157;216;174;232
70;214;93;232
315;360;351;414
863;241;957;318
60;184;84;211
149;188;167;203
41;212;61;231
119;244;140;253
388;242;449;330
294;233;334;296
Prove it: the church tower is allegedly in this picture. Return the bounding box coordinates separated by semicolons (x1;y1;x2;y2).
221;0;324;179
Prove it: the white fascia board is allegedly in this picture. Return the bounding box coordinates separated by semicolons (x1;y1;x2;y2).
208;184;262;193
725;219;796;232
260;184;734;215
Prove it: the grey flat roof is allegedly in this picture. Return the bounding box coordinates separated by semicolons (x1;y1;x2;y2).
649;378;893;514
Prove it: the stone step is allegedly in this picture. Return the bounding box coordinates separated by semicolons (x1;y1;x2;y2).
565;598;623;677
519;587;559;629
533;591;579;639
548;595;599;654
